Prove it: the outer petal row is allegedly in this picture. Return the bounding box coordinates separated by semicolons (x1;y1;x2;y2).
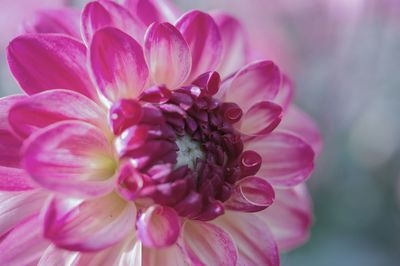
7;34;99;102
22;121;116;198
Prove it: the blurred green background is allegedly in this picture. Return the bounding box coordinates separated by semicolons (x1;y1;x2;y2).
1;1;400;265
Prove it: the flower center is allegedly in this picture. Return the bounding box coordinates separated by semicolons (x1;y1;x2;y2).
112;84;250;221
175;134;205;170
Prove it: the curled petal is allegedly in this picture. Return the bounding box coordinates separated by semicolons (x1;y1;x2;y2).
137;205;181;248
225;176;275;212
223;60;281;112
239;150;262;177
9;89;107;139
22;121;116;198
245;131;315;187
122;0;179;26
182;221;237;265
44;194;136;252
214;211;279;266
237;101;283;136
139;85;172;104
0;191;47;236
109;99;143;135
82;1;145;44
22;8;81;38
278;105;323;155
90;27;149;106
192;71;220;96
144;22;191;89
176;10;222;83
0;215;51;265
0;95;26;168
7;34;98;102
212;12;250;77
256;184;313;251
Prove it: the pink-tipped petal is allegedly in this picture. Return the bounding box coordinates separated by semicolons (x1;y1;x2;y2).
137;205;181;248
9;90;107;139
143;244;189;266
7;34;98;102
212;12;250;77
225;176;275;212
0;215;51;265
224;60;281;112
182;221;237;266
0;191;47;236
279;105;323;155
43;194;136;252
22;8;80;38
22;121;116;198
90;27;149;106
144;22;191;89
245;131;315;187
214;211;279;266
81;1;145;44
175;10;222;83
0;95;26;168
273;74;293;112
122;0;179;25
238;101;283;136
256;184;313;251
0;167;36;191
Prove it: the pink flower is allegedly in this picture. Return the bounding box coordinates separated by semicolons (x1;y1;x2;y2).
0;0;321;265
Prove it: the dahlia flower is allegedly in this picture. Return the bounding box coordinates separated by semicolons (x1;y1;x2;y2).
0;0;321;265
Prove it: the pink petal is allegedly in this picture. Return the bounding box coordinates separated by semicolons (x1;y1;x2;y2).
89;27;149;106
175;10;222;83
40;236;140;265
144;22;191;89
39;245;79;266
0;167;36;191
137;205;181;248
81;1;145;45
245;131;315;187
0;191;47;236
142;244;189;266
223;60;281;112
279;105;323;155
224;176;275;212
0;215;51;265
7;34;98;102
9;89;107;139
256;184;313;251
212;12;250;77
122;0;179;26
214;211;279;266
182;221;237;265
22;8;80;38
273;74;293;112
22;121;116;198
237;101;283;136
43;193;136;252
0;95;26;168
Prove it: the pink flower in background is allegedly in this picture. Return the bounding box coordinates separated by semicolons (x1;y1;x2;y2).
0;0;321;264
0;0;66;50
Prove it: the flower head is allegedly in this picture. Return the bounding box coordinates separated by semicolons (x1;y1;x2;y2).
0;0;321;265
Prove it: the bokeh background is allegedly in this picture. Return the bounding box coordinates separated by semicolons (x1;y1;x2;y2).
1;0;400;265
